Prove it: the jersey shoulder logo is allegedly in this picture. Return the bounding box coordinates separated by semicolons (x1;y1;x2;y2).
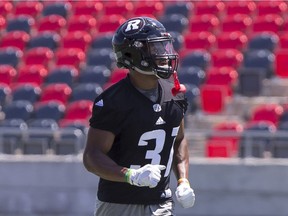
95;99;104;107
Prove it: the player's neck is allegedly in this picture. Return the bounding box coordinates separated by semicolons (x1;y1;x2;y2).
129;70;158;90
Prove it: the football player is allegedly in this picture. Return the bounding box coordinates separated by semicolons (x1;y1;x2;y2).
83;16;195;216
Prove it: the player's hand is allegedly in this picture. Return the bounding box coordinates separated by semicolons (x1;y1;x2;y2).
125;164;166;188
175;178;195;208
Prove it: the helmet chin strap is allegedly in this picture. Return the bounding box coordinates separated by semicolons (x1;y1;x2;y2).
171;71;186;96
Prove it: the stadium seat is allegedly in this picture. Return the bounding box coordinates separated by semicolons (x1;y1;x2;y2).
170;31;184;52
178;66;206;87
221;14;252;33
60;100;93;124
0;15;6;32
242;49;275;78
271;121;288;158
42;2;72;18
16;65;48;86
28;31;61;51
107;68;129;85
3;100;33;121
0;83;11;106
205;66;238;96
159;14;189;34
0;119;28;154
97;15;126;33
70;83;103;102
103;1;134;17
0;1;13;18
224;1;257;16
66;15;97;34
278;32;288;49
183;31;216;51
239;121;276;158
199;84;229;114
257;1;288;16
45;65;79;86
247;32;279;52
274;49;288;78
72;1;103;17
14;1;43;17
61;31;92;52
211;49;243;69
180;49;211;70
0;65;17;85
55;48;86;69
22;119;59;155
249;104;284;126
90;33;114;50
216;31;248;51
0;47;23;68
163;1;193;18
6;15;35;34
132;1;164;17
11;83;41;103
24;47;54;68
205;121;243;157
194;1;225;16
33;100;65;122
86;48;115;69
0;30;30;51
37;14;67;34
188;14;220;34
40;83;72;104
78;65;111;86
251;14;284;34
279;109;288;125
237;67;265;97
183;83;200;114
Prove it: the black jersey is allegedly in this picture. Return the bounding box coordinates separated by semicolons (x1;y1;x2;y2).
89;75;187;205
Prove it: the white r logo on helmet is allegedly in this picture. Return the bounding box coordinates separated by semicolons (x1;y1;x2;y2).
125;19;142;32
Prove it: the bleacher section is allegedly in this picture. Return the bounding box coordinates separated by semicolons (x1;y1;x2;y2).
0;0;288;158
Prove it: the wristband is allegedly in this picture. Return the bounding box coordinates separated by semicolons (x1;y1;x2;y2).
125;169;132;183
178;178;190;186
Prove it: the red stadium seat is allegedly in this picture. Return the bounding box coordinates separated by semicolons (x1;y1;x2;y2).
210;49;243;69
278;32;288;49
194;1;225;16
66;15;97;34
16;65;48;86
104;1;134;17
108;68;129;84
275;49;288;78
132;1;164;17
37;14;67;34
24;47;54;68
251;14;284;34
216;31;248;51
0;65;17;85
183;31;216;51
55;48;86;69
250;104;284;126
224;1;256;16
40;83;72;104
257;1;288;16
0;15;6;32
221;14;252;34
200;84;229;114
61;31;92;52
72;1;103;17
205;121;243;157
0;30;30;51
14;1;43;17
0;1;13;18
188;14;220;34
97;15;126;33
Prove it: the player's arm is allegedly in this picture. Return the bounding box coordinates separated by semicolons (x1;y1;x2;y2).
83;127;166;187
173;119;195;208
83;127;127;182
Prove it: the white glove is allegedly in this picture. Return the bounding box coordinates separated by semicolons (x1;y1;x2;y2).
175;178;195;208
125;164;166;188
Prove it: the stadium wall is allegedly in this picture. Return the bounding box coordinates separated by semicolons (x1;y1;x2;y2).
0;156;288;216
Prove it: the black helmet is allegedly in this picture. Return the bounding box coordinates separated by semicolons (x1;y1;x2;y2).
112;17;179;79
